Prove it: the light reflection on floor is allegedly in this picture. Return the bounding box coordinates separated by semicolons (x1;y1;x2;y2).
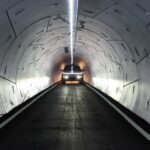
65;81;80;84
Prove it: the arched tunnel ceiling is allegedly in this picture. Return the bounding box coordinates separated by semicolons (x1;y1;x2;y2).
0;0;150;124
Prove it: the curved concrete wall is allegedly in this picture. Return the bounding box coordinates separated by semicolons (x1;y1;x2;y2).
0;0;150;123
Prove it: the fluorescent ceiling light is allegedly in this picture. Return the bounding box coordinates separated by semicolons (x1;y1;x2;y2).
69;0;79;65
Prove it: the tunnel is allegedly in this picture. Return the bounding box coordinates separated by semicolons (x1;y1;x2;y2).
0;0;150;149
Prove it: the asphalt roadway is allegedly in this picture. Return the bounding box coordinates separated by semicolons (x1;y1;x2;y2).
0;84;149;150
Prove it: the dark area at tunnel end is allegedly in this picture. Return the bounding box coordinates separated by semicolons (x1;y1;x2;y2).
85;82;150;136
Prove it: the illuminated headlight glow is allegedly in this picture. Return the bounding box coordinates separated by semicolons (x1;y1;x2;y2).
76;75;82;79
63;75;69;79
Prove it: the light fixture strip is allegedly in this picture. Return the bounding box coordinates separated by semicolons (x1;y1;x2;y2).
69;0;79;65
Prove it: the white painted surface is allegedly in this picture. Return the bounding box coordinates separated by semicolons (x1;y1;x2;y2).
0;0;150;124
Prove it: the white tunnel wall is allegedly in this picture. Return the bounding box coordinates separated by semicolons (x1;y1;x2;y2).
0;0;150;124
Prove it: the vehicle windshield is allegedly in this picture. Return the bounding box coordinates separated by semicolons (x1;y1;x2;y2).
63;65;82;73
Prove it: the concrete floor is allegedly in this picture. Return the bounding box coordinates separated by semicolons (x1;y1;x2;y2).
0;85;149;150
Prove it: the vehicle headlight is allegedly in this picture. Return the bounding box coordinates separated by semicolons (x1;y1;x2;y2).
76;75;82;79
63;75;69;79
